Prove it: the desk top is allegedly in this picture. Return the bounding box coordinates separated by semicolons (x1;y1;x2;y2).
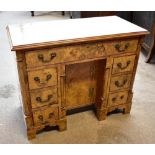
7;16;149;51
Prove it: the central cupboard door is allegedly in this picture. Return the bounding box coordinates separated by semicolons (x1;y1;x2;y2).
65;60;105;110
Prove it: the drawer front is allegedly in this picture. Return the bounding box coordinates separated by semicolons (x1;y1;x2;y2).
112;55;136;74
105;39;138;55
110;74;132;92
25;42;106;68
108;91;128;107
33;106;59;126
28;68;57;90
30;87;58;109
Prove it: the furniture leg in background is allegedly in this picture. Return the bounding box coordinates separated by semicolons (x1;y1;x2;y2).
31;11;34;16
62;11;65;16
30;11;65;17
143;22;155;63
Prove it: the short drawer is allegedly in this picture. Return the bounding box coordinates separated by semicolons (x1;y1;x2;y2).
110;74;132;92
112;55;136;74
25;42;106;68
108;91;128;107
105;39;138;55
30;87;58;109
33;106;59;126
28;68;57;90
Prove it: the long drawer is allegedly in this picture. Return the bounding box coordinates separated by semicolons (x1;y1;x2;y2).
25;42;106;68
25;38;138;68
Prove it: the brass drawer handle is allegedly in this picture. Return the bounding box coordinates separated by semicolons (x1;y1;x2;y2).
112;95;124;102
36;94;53;103
34;74;52;84
115;79;127;88
117;60;131;70
115;43;130;52
120;95;124;99
49;112;55;119
38;53;56;63
112;97;116;102
38;115;50;125
38;115;43;122
46;74;52;81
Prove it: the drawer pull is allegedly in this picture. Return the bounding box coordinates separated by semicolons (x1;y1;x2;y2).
117;60;131;69
49;113;55;119
115;79;127;88
112;97;116;102
36;94;53;103
38;53;56;63
112;95;124;102
34;74;52;84
115;43;130;52
38;115;43;122
120;95;124;99
34;76;40;82
46;74;52;81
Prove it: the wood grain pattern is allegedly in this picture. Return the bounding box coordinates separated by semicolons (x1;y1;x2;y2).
16;52;32;116
95;57;113;120
25;42;106;68
59;65;67;119
65;61;98;109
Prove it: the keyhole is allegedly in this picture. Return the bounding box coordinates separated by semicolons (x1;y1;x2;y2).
120;95;124;99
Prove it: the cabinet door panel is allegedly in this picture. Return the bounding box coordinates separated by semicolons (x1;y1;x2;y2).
65;60;105;110
66;62;96;109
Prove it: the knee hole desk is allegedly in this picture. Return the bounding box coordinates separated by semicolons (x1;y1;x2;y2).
7;16;148;139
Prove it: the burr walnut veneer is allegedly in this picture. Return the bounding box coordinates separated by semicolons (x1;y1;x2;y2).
7;16;148;139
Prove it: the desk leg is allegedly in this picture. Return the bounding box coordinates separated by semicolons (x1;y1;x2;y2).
96;108;107;120
58;65;67;131
144;22;155;63
27;128;36;140
31;11;34;16
145;45;155;63
96;58;113;121
124;91;133;114
62;11;65;16
124;105;132;114
58;119;67;131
